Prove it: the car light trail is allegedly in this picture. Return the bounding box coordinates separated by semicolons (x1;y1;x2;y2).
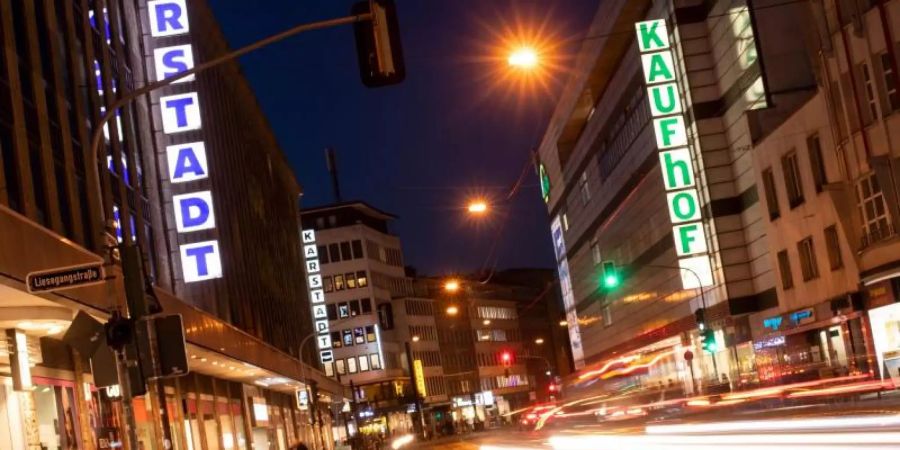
645;414;900;435
550;431;900;449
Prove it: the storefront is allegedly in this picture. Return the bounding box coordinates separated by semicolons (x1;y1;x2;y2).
867;301;900;384
749;300;867;385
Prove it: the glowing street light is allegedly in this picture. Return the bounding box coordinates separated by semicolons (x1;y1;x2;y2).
534;338;545;345
508;46;539;69
467;200;489;215
483;319;491;326
443;279;460;293
446;305;460;316
412;335;420;343
558;320;568;327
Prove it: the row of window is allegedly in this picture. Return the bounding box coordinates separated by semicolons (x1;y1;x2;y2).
476;352;518;367
422;377;447;397
476;306;517;320
322;271;368;293
475;328;521;342
324;299;373;321
409;325;438;342
317;240;364;265
323;353;382;377
776;225;844;290
366;240;403;267
479;375;529;392
761;134;828;221
411;351;442;368
330;325;378;348
404;299;434;316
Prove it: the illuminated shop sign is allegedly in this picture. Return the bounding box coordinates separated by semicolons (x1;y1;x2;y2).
550;216;585;369
539;163;551;204
635;19;713;289
753;336;785;351
302;229;333;364
147;0;222;282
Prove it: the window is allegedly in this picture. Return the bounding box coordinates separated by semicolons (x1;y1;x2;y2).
338;303;350;319
346;273;357;289
358;356;370;372
336;359;346;375
361;298;373;313
590;239;601;265
881;53;900;112
343;330;353;347
334;274;345;291
562;212;570;231
347;357;358;374
349;300;360;317
579;171;591;204
777;250;794;290
352;240;364;258
863;62;879;121
354;327;365;344
365;325;376;342
357;271;368;288
797;237;819;281
825;225;843;270
329;243;341;262
326;304;337;321
806;134;827;193
331;331;342;348
318;245;329;264
323;276;334;293
370;354;382;370
782;152;805;208
324;362;334;377
857;173;894;247
762;168;780;220
603;306;612;327
340;242;352;260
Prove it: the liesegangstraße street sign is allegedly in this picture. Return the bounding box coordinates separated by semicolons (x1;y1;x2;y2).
26;263;105;294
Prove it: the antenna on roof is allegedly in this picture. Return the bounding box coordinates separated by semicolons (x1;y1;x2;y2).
325;147;343;203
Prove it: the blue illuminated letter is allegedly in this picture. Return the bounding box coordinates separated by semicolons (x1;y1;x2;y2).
162;49;189;78
185;245;215;276
165;96;194;128
178;196;210;229
173;147;205;179
154;2;185;34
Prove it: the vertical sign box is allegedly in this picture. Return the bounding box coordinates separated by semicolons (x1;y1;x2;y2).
635;19;714;289
302;229;333;365
145;0;223;283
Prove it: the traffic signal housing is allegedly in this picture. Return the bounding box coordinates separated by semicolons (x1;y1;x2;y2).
694;308;707;331
353;0;405;87
701;328;717;354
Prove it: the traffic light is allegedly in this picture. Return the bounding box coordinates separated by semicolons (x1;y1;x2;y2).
352;0;405;87
694;308;706;331
701;328;717;354
601;261;620;289
501;351;512;367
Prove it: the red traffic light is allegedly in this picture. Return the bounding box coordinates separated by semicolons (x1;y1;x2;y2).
501;352;512;365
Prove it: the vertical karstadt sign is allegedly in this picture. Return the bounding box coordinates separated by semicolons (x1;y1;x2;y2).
302;229;333;365
146;0;222;283
635;19;714;289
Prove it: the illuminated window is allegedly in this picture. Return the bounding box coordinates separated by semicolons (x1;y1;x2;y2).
365;325;376;342
336;359;346;375
334;275;345;291
323;276;333;293
346;273;357;289
370;354;381;370
359;356;370;372
357;271;368;288
331;331;342;348
857;173;894;247
354;327;365;344
343;330;353;347
338;303;349;319
324;362;334;377
347;357;358;374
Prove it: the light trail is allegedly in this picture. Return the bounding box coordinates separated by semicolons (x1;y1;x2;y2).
645;414;900;435
549;432;900;449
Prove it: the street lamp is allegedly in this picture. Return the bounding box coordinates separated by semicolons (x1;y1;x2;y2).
446;305;460;316
508;46;539;69
443;279;460;293
467;200;489;215
411;335;420;343
558;320;567;327
534;338;544;345
483;320;491;326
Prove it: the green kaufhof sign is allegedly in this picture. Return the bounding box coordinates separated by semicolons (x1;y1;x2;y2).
635;19;713;289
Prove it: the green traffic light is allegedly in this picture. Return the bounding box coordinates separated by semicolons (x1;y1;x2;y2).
603;274;620;288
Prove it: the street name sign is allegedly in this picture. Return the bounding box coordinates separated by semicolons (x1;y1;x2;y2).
26;263;105;294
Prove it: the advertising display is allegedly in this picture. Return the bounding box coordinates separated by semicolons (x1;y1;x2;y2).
551;216;585;369
302;229;334;364
634;19;713;289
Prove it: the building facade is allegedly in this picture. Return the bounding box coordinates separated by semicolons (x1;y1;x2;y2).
538;0;822;395
0;1;339;449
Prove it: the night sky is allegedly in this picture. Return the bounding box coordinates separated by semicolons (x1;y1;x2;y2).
209;1;598;275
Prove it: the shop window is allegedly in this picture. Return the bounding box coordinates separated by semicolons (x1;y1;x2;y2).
806;134;827;193
346;272;357;289
797;236;820;281
329;243;341;262
825;225;843;270
348;357;358;374
338;303;350;319
336;359;346;375
343;330;353;347
782;151;805;208
366;325;376;342
361;298;373;313
323;275;333;293
352;239;364;258
334;274;345;291
340;241;352;260
762;168;780;220
357;271;368;288
777;250;794;290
